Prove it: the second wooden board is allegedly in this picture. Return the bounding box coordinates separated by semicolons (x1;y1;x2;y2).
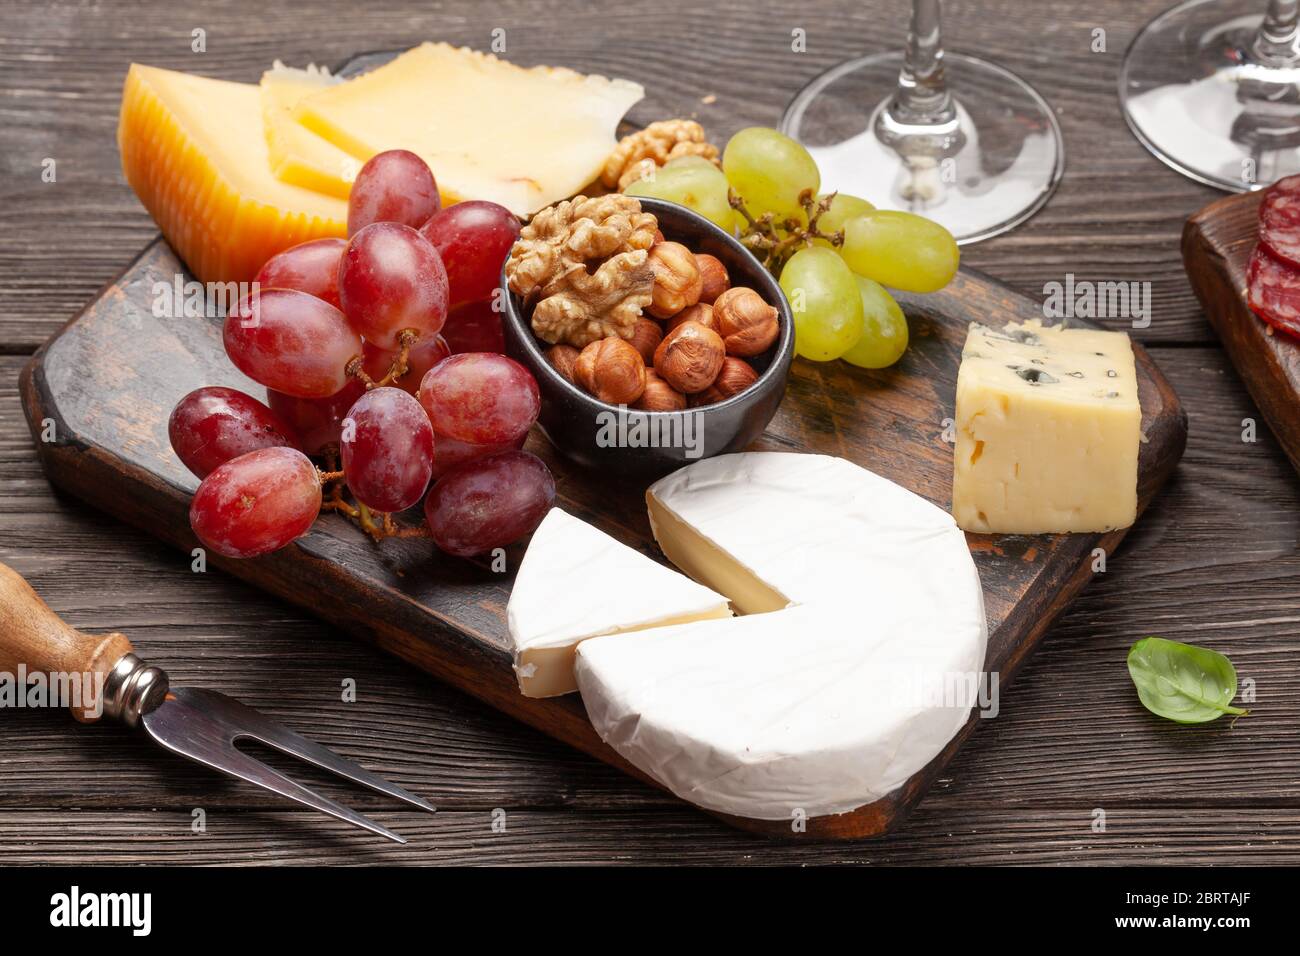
1184;190;1300;478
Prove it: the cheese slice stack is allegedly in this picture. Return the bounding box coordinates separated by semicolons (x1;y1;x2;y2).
260;63;357;199
507;508;731;698
292;43;645;215
118;64;347;285
573;453;988;821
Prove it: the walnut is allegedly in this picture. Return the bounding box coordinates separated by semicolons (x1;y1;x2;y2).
505;195;659;347
601;120;722;191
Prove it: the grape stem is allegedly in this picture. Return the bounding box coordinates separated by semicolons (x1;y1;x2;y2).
732;189;844;276
317;468;434;543
346;328;420;389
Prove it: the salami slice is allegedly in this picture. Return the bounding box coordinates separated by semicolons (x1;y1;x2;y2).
1247;245;1300;338
1259;174;1300;268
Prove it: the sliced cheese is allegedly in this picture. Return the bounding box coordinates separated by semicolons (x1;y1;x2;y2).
575;452;988;821
952;320;1141;534
118;64;347;284
292;43;644;215
260;62;358;199
507;508;731;698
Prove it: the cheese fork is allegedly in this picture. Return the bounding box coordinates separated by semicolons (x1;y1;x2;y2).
0;561;434;844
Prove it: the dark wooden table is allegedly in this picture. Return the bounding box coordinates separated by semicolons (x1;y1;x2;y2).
2;0;1297;865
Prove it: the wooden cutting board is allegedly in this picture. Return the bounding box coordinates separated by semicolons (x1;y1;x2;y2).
19;233;1186;838
1183;190;1300;477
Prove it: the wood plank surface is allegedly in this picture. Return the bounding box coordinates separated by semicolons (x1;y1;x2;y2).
1;0;1298;864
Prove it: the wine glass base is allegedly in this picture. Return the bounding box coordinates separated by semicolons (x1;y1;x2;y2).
779;51;1065;245
1120;0;1300;192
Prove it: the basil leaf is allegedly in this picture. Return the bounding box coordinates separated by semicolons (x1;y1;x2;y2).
1127;637;1248;724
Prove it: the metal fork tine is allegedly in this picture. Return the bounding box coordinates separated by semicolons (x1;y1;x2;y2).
141;687;435;843
198;741;408;845
237;719;437;814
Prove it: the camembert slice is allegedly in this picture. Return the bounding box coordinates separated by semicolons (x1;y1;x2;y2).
952;320;1141;534
507;508;731;698
292;43;645;215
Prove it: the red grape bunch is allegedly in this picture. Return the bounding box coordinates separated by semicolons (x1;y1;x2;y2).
171;150;554;561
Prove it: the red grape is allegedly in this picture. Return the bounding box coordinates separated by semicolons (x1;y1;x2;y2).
340;387;435;513
419;200;520;306
441;299;505;354
431;432;526;479
417;353;539;445
348;149;441;236
223;288;362;398
267;379;366;455
362;334;450;396
337;222;449;349
254;238;346;308
189;447;322;558
169;386;301;479
424;450;554;557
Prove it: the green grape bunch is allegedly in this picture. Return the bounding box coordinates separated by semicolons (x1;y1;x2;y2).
627;125;961;368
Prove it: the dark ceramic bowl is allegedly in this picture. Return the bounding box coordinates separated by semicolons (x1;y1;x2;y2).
502;197;794;476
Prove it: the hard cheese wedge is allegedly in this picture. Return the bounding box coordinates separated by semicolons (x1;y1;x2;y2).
507;508;731;698
118;64;346;284
292;43;644;215
575;453;988;821
260;63;358;199
952;320;1141;534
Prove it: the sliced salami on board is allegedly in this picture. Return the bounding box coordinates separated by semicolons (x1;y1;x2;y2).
1247;245;1300;338
1258;175;1300;269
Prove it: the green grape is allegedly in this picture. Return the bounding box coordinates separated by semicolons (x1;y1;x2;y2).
813;193;875;247
841;276;908;369
840;210;959;293
625;157;734;230
723;127;820;221
779;247;863;362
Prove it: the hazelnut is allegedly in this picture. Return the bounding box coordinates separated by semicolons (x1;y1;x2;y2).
666;302;716;335
654;320;725;394
634;370;688;411
626;317;664;364
694;253;731;304
575;337;646;405
646;241;703;318
546;344;581;384
712;287;780;357
692;356;759;405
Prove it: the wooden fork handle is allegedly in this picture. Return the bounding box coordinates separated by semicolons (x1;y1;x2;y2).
0;561;165;724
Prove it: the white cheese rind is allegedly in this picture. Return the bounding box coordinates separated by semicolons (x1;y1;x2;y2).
578;452;988;820
952;320;1141;534
507;508;730;698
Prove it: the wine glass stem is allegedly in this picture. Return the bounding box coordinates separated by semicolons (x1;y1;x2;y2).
892;0;954;124
1256;0;1300;62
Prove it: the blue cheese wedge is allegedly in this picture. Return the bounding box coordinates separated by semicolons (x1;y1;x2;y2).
952;319;1141;534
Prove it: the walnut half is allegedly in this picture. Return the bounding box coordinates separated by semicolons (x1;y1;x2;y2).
601;119;721;191
505;194;659;348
